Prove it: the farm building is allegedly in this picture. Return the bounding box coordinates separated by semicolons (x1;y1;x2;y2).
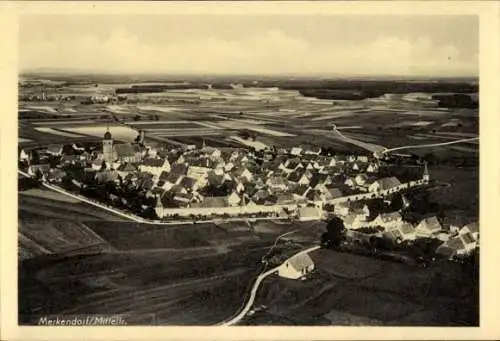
278;253;315;280
415;216;443;238
368;176;401;192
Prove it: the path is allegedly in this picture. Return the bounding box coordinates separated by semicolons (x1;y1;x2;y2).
217;245;321;326
381;137;479;154
329;124;386;154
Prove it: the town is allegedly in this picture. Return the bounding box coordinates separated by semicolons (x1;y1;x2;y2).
18;126;479;263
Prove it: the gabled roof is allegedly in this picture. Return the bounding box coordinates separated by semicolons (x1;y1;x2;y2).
374;177;401;190
288;253;314;272
288;170;305;183
461;232;476;245
207;172;224;185
446;237;466;250
399;223;415;235
463;222;479;234
310;173;328;188
418;216;442;233
293;185;311;197
200;196;227;208
46;144;63;154
285;160;303;170
378;212;402;222
267;175;287;186
276;192;294;204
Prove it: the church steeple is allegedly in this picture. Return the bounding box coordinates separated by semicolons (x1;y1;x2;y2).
104;125;112;140
423;161;430;182
103;125;114;162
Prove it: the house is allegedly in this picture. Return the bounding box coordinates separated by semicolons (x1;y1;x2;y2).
187;161;213;180
276;192;295;205
292;185;312;200
204;147;222;160
226;191;241;206
290;147;303;156
415;216;443;238
114;143;143;163
170;163;188;176
298;206;322;221
344;177;357;188
368;177;401;192
288;170;310;186
355;174;369;186
117;163;138;178
351;162;360;171
438;215;462;234
160;172;184;190
232;167;253;182
95;170;120;185
179;176;199;192
196;196;227;208
303;146;322;156
306;189;323;203
460;222;479;240
324;187;344;200
357;155;369;163
252;189;271;205
27;160;50;177
47;168;66;183
384;223;416;242
436;234;477;259
266;175;288;190
224;162;235;172
45;144;64;156
278;253;314;280
373;212;403;230
139;157;171;176
343;212;367;229
281;159;304;173
310;173;330;189
366;163;379;173
19;148;29;161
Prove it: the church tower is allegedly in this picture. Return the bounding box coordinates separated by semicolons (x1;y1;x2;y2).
422;161;430;183
103;126;114;163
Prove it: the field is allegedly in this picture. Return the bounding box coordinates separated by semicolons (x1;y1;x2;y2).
18;74;479;325
243;248;478;326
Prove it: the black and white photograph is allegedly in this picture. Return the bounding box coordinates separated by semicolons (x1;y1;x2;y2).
3;1;499;338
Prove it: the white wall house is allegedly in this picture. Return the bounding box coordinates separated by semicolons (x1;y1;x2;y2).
278;253;315;280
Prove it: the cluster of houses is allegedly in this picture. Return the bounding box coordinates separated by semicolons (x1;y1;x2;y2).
334;198;479;260
21;129;397;220
18;128;478;262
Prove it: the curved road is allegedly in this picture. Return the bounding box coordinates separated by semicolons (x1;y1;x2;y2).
381;136;479;154
330;123;478;156
218;245;321;326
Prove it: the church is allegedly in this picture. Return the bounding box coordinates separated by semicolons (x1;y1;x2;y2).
102;127;145;163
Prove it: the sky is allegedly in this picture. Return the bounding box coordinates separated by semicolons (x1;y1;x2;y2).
19;15;479;77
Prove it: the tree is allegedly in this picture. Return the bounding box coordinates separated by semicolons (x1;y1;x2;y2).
321;216;346;249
